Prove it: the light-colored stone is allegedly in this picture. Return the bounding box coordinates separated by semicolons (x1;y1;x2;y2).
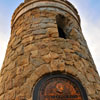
30;58;45;67
0;83;4;95
86;73;96;82
50;52;59;59
31;50;38;58
87;83;95;95
35;64;51;77
16;55;29;66
51;59;65;71
5;79;13;91
65;66;78;76
95;83;100;91
42;53;51;63
13;75;26;87
22;36;33;44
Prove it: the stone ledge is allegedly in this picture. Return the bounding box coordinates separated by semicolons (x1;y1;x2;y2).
11;0;80;27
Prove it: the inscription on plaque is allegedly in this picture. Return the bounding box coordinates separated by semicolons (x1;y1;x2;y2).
33;74;88;100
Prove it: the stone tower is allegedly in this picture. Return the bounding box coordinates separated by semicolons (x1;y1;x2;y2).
0;0;100;100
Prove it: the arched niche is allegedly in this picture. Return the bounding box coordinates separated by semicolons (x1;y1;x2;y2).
33;73;88;100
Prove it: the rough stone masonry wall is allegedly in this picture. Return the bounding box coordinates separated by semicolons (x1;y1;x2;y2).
0;0;100;100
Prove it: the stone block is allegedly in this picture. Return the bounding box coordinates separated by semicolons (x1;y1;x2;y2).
39;47;49;56
35;64;51;77
35;34;47;40
22;36;33;44
0;94;4;100
32;29;47;35
26;72;39;87
7;61;15;70
87;83;95;95
16;27;24;35
65;61;73;66
16;45;24;55
15;96;26;100
12;38;21;49
13;75;26;87
95;83;100;91
49;46;63;54
50;52;59;59
64;48;74;53
0;83;4;95
19;84;32;99
86;73;96;82
16;55;29;66
22;64;35;78
65;66;78;76
0;76;3;83
42;53;51;63
51;59;65;71
24;44;38;52
30;58;45;67
5;79;13;91
31;50;38;58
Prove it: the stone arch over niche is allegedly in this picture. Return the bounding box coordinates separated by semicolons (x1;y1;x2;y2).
32;73;88;100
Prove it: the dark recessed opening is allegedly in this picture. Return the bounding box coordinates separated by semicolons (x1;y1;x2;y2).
56;14;67;39
58;26;66;39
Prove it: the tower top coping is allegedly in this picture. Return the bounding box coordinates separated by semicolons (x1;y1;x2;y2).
24;0;78;13
11;0;80;27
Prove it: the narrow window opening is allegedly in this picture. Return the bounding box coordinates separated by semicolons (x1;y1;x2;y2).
56;14;72;39
56;14;67;39
58;26;66;39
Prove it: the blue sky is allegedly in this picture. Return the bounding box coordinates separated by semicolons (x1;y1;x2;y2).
0;0;100;75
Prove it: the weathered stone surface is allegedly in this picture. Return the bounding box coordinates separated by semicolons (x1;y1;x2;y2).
30;58;45;67
50;52;59;59
0;0;100;100
16;45;24;55
42;53;51;63
16;55;29;66
22;36;33;44
31;50;38;58
5;79;13;91
12;38;21;49
87;83;96;95
49;46;63;53
13;75;26;87
42;52;59;63
51;59;65;71
15;96;25;100
26;72;38;87
39;47;49;56
86;73;96;82
0;83;4;95
0;95;4;100
34;64;51;77
24;44;37;52
95;83;100;91
65;65;78;76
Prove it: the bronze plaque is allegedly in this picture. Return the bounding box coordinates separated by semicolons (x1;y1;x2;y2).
33;74;88;100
